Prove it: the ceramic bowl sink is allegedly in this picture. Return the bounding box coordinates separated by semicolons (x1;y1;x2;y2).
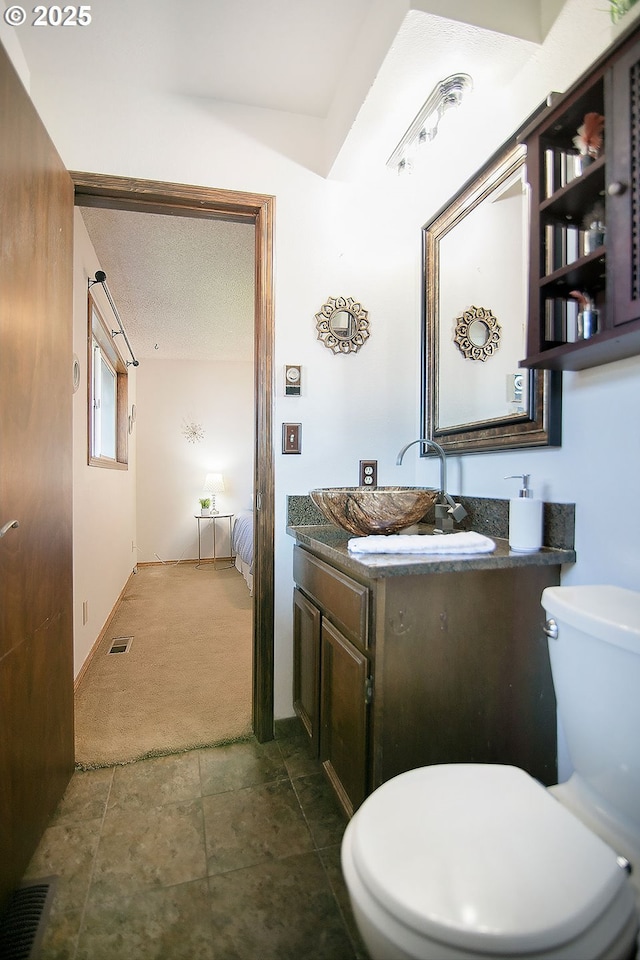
309;486;438;537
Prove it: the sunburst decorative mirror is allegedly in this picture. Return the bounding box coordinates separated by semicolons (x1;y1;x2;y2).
315;296;370;354
453;305;501;361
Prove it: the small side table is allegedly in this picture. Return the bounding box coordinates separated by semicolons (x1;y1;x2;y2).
194;513;234;568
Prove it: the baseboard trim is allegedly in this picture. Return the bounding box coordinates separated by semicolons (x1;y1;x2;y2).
74;570;137;693
136;558;233;567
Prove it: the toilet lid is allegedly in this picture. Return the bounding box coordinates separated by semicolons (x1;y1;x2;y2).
350;764;628;955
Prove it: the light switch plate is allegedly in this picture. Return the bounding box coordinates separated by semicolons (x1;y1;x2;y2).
282;423;302;454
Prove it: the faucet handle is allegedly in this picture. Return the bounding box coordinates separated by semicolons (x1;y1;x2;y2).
448;501;467;522
442;493;467;522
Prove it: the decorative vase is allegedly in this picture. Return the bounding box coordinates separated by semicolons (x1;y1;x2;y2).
577;308;599;340
576;153;596;175
585;220;606;253
200;508;211;516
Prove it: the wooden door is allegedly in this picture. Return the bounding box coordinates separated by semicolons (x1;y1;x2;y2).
0;45;75;910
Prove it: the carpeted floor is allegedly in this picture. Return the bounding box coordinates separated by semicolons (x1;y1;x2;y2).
74;562;253;768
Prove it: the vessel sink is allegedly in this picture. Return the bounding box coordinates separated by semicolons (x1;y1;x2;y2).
310;486;438;537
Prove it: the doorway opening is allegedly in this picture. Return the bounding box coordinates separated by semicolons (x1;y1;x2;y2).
71;171;275;742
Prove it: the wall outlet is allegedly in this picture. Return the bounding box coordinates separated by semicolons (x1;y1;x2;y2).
359;460;377;486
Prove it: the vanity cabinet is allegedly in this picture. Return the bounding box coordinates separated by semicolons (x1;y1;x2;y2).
293;548;370;816
293;542;562;818
520;25;640;370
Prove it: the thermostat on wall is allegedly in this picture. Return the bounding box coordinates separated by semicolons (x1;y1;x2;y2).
285;365;301;396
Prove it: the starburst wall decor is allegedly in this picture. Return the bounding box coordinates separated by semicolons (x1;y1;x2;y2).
182;419;205;444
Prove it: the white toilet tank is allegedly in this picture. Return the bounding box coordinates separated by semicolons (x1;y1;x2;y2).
542;585;640;843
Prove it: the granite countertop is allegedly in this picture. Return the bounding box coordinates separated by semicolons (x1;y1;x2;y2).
287;494;576;580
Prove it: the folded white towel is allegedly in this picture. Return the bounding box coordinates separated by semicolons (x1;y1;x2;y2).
347;531;496;555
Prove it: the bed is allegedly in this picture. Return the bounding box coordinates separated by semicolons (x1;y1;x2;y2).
232;509;254;595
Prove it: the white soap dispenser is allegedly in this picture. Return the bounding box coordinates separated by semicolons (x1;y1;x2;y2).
505;474;543;553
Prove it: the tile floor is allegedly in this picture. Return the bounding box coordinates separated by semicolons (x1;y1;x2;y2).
23;718;370;959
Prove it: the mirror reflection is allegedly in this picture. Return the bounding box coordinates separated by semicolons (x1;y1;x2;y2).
453;305;502;363
422;129;561;454
469;320;489;346
438;150;527;427
330;310;357;339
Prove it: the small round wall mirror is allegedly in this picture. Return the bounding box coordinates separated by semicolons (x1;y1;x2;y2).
453;305;501;361
315;296;370;354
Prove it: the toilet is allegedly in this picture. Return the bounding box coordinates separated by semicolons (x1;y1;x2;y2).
341;585;640;959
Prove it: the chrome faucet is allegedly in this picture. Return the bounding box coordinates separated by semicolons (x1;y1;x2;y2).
396;438;467;532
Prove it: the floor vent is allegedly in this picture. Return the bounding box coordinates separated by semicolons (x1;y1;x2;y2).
108;636;133;654
0;877;57;960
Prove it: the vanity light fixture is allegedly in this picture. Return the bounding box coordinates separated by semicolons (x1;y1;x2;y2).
387;74;473;174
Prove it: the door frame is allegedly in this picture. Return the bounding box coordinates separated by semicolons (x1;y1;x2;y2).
71;172;275;741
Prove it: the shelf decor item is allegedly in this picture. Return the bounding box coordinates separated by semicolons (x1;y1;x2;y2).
610;0;640;38
584;201;606;253
609;0;639;23
199;498;211;516
572;111;604;168
570;290;599;340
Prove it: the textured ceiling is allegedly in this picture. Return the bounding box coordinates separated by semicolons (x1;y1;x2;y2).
80;207;255;362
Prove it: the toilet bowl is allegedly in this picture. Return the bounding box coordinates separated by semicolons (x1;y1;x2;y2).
341;586;640;960
342;764;638;959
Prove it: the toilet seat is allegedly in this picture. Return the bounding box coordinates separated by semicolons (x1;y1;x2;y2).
346;764;637;957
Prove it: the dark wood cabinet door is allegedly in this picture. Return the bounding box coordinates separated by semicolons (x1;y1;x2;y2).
608;37;640;328
0;45;75;911
320;619;369;818
292;588;321;754
372;566;558;790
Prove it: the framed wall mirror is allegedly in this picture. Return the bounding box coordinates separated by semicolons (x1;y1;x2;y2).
421;124;561;454
315;296;370;354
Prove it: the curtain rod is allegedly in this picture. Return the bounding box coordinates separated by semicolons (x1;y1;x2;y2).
88;271;139;367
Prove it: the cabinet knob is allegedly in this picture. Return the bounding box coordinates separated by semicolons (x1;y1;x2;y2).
607;181;627;196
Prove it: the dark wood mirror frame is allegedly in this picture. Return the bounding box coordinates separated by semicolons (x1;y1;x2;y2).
421;118;562;455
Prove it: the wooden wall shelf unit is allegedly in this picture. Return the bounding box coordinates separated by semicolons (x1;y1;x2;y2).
519;23;640;371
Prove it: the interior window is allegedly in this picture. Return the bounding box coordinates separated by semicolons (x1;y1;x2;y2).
88;295;128;468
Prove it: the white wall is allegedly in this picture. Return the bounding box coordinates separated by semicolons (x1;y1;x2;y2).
12;0;640;722
135;359;254;564
73;211;137;675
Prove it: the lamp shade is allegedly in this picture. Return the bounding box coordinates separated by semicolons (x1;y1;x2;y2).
203;473;225;495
